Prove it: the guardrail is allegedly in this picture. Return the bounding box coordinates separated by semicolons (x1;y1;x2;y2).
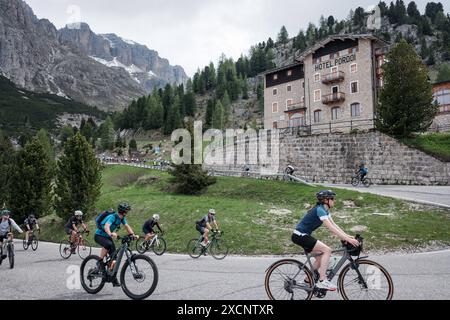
101;160;169;171
277;118;375;134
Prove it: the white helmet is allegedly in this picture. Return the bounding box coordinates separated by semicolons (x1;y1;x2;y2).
208;209;216;215
153;214;160;221
74;210;83;217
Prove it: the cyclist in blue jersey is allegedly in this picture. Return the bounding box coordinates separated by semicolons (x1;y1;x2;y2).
357;163;368;181
292;190;359;291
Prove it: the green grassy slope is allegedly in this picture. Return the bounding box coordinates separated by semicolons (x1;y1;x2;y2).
39;165;450;255
402;133;450;162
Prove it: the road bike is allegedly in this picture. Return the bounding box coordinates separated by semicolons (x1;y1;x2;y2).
135;232;167;255
351;173;372;187
187;230;228;260
0;233;15;269
59;230;91;260
264;235;394;300
23;229;39;251
80;234;159;300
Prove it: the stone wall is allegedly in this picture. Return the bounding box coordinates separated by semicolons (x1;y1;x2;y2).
203;130;450;186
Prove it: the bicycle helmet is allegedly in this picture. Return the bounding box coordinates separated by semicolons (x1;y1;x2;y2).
316;190;336;202
74;210;83;217
118;202;131;214
153;214;160;221
1;209;11;217
28;213;35;219
208;209;216;215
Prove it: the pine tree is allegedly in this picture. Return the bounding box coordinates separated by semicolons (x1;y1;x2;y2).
183;91;197;117
294;30;307;51
0;131;14;206
407;1;420;20
100;116;115;150
277;26;289;45
36;128;55;175
436;63;450;82
241;76;249;100
59;125;74;145
164;96;182;135
205;99;215;128
9;137;52;221
221;91;232;123
55;132;102;221
212;100;225;130
376;39;437;137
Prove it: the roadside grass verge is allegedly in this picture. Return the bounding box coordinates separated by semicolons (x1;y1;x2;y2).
39;165;450;255
402;132;450;162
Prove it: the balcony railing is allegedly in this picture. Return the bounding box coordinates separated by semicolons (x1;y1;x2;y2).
322;92;346;104
321;71;345;84
286;101;305;112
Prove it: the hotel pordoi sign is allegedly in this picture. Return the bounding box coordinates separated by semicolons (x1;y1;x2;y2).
314;53;357;72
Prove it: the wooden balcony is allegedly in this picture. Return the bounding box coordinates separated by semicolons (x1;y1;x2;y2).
322;92;346;104
321;71;345;84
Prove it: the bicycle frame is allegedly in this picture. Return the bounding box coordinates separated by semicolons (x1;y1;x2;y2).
108;239;137;277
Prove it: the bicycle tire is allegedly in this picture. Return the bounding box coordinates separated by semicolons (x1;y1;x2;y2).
187;238;204;259
78;239;92;259
363;178;372;188
80;255;106;294
136;238;149;254
31;236;39;251
120;254;159;300
8;244;14;269
351;176;360;187
23;238;29;251
59;240;72;259
265;259;314;300
209;238;228;260
338;259;394;300
152;237;167;256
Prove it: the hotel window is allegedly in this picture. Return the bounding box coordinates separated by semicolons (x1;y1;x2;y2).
330;52;340;59
272;102;278;113
287;70;292;76
273;74;278;80
286;99;293;109
302;82;305;88
314;110;322;123
434;89;450;106
331;107;340;120
314;73;320;82
351;103;361;117
331;66;338;74
349;47;359;54
273;88;278;96
314;89;321;102
350;63;358;73
351;81;359;94
287;85;292;92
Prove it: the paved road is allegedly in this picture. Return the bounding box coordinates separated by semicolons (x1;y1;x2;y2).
325;184;450;209
0;241;449;300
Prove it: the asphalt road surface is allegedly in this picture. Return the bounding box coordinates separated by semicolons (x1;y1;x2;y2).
325;185;450;209
0;241;449;300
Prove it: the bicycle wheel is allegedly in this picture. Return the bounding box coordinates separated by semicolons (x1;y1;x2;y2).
152;237;167;256
80;255;106;294
59;240;72;259
136;238;149;254
187;238;204;259
23;238;29;251
363;178;372;188
78;239;92;259
31;236;39;251
120;254;159;300
265;259;314;300
351;176;360;187
338;259;394;300
209;239;228;260
8;244;14;269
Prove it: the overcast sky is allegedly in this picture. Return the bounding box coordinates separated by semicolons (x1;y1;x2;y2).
24;0;448;77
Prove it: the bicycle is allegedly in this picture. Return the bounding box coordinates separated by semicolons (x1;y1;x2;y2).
187;230;228;260
351;173;372;188
135;232;167;255
264;235;394;300
0;233;15;269
80;234;159;300
59;230;91;260
23;229;39;251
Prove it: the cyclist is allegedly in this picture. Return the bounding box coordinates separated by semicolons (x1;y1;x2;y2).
64;210;89;253
94;202;138;286
357;163;368;182
285;165;295;176
24;213;40;245
291;190;359;291
196;209;219;247
0;209;23;262
142;214;164;243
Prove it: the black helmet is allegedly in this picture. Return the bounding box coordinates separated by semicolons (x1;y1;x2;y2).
118;202;131;214
1;209;11;217
316;190;336;202
29;213;35;219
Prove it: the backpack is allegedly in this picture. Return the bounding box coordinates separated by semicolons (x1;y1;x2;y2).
95;211;114;230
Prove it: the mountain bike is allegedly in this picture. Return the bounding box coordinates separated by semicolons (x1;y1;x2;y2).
265;235;394;300
187;230;228;260
80;234;159;300
23;229;39;251
0;233;15;269
135;232;167;255
351;173;372;187
59;230;91;260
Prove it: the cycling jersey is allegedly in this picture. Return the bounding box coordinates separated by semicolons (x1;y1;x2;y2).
24;218;37;230
143;218;160;233
95;213;127;238
359;167;368;175
295;204;330;236
0;218;23;236
196;214;215;228
65;216;84;230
